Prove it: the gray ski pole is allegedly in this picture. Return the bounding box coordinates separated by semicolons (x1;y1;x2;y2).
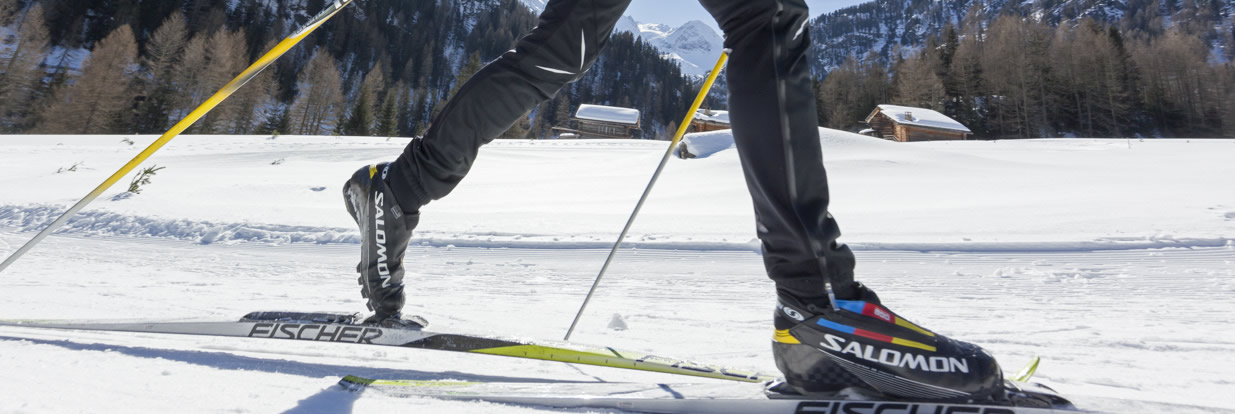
563;50;730;341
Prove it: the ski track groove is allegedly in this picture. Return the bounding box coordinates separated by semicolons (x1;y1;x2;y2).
1;231;1233;412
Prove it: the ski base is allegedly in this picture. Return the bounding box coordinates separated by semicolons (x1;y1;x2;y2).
339;376;1081;414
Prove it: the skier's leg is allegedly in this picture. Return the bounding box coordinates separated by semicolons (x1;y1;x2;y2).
698;0;1001;400
344;0;632;325
385;0;633;209
696;0;857;310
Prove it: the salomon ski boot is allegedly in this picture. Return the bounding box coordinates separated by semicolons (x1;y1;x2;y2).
343;163;427;329
773;288;1002;401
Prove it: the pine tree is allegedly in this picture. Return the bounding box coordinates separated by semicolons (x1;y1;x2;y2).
432;52;484;120
377;83;401;137
344;68;384;136
553;93;572;132
36;25;138;134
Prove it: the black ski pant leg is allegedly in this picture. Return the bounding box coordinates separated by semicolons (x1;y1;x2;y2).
698;0;860;302
385;0;632;210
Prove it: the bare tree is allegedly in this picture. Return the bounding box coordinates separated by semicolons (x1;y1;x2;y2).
894;52;945;109
0;4;49;131
197;28;250;133
36;25;137;134
288;49;344;135
134;11;187;132
223;38;279;135
169;34;209;123
981;17;1052;138
0;0;19;25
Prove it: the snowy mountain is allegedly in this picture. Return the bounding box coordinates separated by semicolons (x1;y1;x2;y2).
628;20;725;77
517;0;548;14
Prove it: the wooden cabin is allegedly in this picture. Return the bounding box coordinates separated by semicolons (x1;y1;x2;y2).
552;104;642;139
689;108;730;133
864;105;971;142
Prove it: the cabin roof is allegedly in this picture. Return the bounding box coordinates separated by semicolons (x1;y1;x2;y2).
575;104;641;125
866;105;971;133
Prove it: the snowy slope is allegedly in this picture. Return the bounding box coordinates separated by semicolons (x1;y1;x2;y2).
1;131;1234;413
630;20;725;77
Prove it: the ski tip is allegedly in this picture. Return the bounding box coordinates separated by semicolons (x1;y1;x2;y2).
1013;355;1042;383
339;375;376;391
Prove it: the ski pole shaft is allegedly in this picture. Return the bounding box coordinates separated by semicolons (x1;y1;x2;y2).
0;0;355;274
564;51;730;341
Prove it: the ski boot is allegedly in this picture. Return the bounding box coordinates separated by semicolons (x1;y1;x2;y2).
343;163;427;329
773;286;1002;402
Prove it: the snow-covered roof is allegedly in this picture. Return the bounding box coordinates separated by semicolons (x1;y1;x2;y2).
694;109;730;125
867;105;971;133
575;104;641;125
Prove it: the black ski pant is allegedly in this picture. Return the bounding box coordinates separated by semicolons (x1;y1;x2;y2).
384;0;860;302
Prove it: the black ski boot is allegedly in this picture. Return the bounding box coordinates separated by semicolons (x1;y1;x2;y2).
343;163;427;329
773;287;1003;402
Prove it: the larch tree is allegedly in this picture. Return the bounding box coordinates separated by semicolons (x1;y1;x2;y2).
0;4;50;132
288;49;344;136
894;52;945;110
134;11;187;133
170;34;209;123
196;28;249;134
36;24;137;134
224;38;279;135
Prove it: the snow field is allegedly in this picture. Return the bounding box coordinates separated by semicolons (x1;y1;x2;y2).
1;130;1233;413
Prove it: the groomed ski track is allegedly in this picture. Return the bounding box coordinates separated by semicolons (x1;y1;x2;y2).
0;232;1231;413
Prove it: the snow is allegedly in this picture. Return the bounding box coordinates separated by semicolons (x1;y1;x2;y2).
574;104;640;125
624;19;725;77
516;0;548;14
694;109;729;125
1;130;1235;412
873;104;972;133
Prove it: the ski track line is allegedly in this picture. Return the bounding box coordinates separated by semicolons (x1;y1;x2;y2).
1;230;1233;412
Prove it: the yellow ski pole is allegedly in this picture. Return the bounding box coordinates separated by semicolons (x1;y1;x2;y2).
564;50;730;341
0;0;356;273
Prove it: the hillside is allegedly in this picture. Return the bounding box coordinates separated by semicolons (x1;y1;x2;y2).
809;0;1234;72
2;0;699;139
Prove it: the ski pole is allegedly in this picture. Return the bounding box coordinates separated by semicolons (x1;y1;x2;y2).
0;0;356;274
564;50;730;341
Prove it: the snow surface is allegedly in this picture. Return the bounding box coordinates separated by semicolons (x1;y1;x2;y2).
694;109;729;125
873;105;972;133
1;130;1234;413
574;104;640;125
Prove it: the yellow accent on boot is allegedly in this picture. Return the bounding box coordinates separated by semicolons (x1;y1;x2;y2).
774;329;801;344
894;318;936;337
369;164;378;179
